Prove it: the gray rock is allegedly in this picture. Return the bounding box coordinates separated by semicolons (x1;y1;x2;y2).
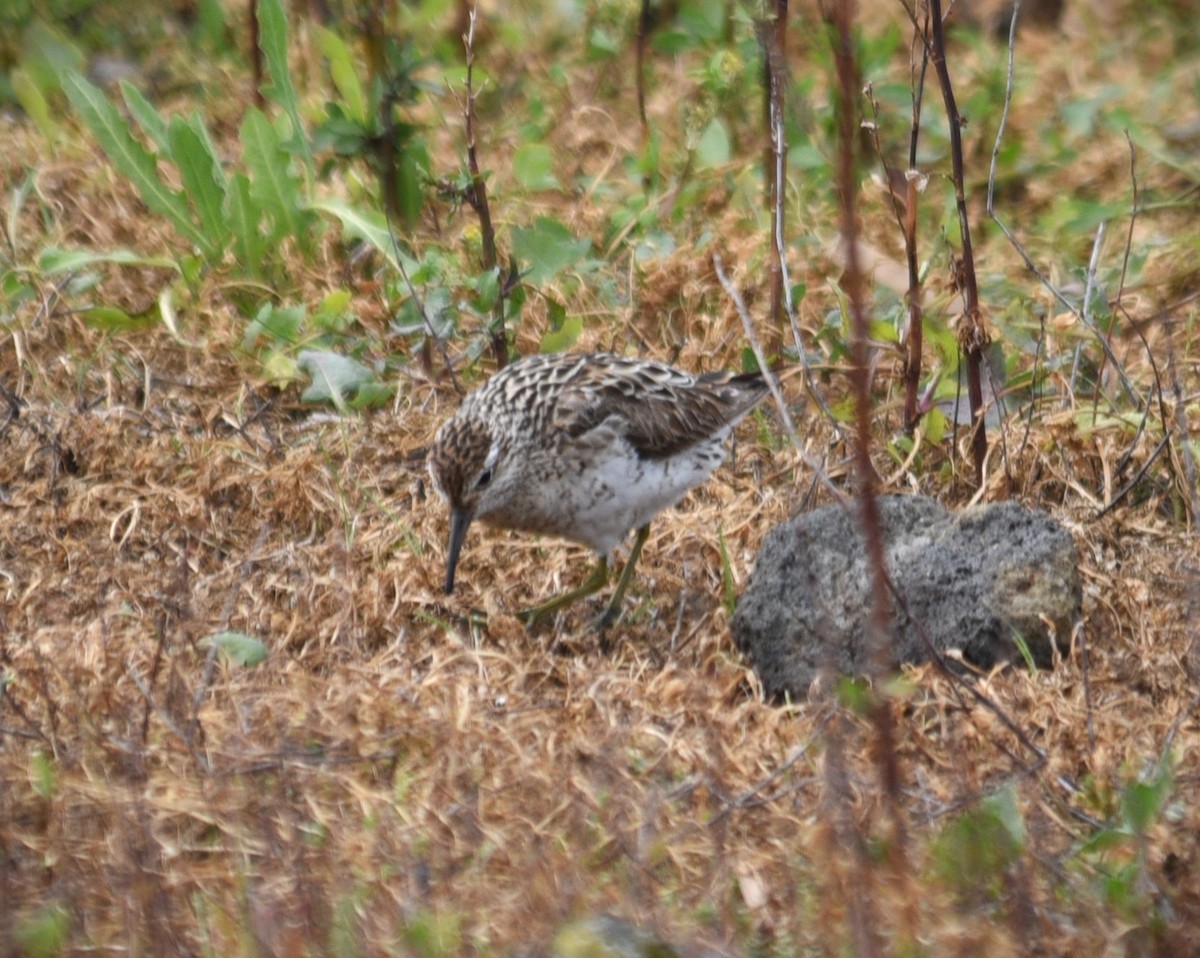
731;496;1081;699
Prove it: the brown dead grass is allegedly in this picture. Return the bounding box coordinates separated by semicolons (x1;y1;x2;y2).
3;4;1200;957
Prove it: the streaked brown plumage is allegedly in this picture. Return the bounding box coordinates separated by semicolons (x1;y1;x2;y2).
428;352;768;627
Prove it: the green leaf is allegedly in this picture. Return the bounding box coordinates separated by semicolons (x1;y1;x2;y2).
14;903;70;958
82;305;158;331
11;68;58;142
30;750;56;799
510;217;591;285
539;314;582;353
298;349;380;412
226;173;266;276
241;107;304;246
393;140;428;228
314;288;353;325
1081;826;1130;855
169;116;230;251
313;25;367;125
922;405;947;444
202;631;268;667
195;0;228;51
471;269;500;313
257;0;314;178
1122;772;1172;836
37;246;179;273
120;81;171;153
835;676;874;715
307;198;415;273
2;278;37;316
932;795;1024;894
402;909;463;958
262;351;301;384
870;318;899;344
513;143;560;191
717;529;736;614
244;302;306;348
694;117;731;168
346;380;396;409
21;20;84;94
983;784;1027;850
62;72;215;257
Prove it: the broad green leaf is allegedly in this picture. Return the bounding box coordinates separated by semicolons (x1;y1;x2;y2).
298;349;379;412
317;288;353;314
2;277;37;316
539;314;582;353
513;143;560;191
983;785;1027;850
313;25;367;125
202;631;268;667
257;0;313;178
931;797;1023;891
226;173;266;276
346;380;396;409
870;318;899;344
195;0;227;51
1122;773;1172;836
472;269;500;313
120;81;171;153
262;351;301;384
62;72;215;257
313;289;353;331
169;117;230;251
307;198;416;273
393;141;428;228
186;113;230;192
241;107;303;245
510;217;591;285
11;68;57;142
694;117;731;168
244;302;305;348
38;246;178;273
923;406;947;445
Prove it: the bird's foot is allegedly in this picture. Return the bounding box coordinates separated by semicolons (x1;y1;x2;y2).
518;558;610;630
590;524;650;632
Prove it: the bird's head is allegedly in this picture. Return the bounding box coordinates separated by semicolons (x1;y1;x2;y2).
427;415;512;594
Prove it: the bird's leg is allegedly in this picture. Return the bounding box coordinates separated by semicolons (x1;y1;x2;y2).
519;556;610;629
594;523;651;630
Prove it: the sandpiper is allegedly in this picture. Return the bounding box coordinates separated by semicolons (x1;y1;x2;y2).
428;352;769;628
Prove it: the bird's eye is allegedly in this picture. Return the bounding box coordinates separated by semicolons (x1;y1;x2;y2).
476;468;493;489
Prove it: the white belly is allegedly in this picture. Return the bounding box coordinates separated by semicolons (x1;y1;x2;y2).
482;430;731;554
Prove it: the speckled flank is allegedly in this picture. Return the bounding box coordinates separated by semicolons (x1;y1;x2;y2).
428;352;769;591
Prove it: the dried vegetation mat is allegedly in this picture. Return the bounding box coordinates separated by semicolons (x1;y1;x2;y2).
2;6;1200;958
4;298;1199;956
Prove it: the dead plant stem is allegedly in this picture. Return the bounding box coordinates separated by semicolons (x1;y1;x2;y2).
928;0;988;486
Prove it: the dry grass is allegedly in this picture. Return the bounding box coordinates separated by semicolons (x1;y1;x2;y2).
3;3;1200;956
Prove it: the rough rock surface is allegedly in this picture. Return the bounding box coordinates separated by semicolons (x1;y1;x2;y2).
731;496;1082;699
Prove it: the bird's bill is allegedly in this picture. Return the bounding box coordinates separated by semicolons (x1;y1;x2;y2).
444;506;473;594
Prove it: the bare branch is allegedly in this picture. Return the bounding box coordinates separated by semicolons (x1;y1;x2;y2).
929;0;988;485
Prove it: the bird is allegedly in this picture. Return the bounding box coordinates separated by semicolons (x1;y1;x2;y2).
427;352;769;628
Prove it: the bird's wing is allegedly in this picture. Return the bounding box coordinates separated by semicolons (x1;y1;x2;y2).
550;357;767;460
